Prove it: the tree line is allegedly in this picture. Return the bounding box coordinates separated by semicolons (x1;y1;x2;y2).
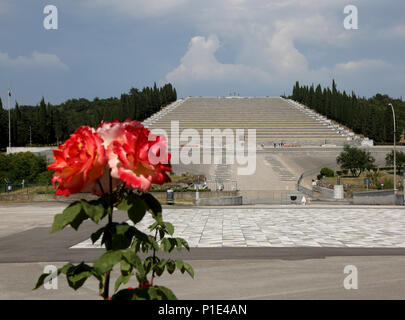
0;152;50;185
290;80;405;144
0;83;177;149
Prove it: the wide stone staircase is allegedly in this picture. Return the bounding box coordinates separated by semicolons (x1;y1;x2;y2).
147;97;349;146
145;97;362;202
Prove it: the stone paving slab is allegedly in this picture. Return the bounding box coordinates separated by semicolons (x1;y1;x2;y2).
71;208;405;249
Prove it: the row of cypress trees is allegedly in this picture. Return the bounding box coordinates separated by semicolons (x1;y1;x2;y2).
0;83;177;149
290;80;404;144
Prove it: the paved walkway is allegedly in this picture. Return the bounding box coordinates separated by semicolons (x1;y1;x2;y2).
72;207;405;249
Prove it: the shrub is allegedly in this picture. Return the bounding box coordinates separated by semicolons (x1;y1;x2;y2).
0;152;47;184
337;145;376;177
383;178;394;190
320;167;334;177
37;171;53;185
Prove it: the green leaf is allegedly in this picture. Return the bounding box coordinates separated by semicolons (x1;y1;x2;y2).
51;201;87;233
176;238;190;251
118;194;147;225
121;250;142;269
155;286;178;300
148;235;160;251
111;286;177;300
148;286;159;300
175;259;184;271
111;224;135;250
93;250;123;274
127;201;147;225
149;221;159;231
141;193;162;220
183;262;194;278
66;263;94;290
114;274;131;293
111;288;149;300
131;227;153;254
91;227;105;244
153;259;167;277
164;222;175;236
120;259;132;275
175;238;182;251
160;238;171;252
166;260;176;274
33;273;49;290
81;199;108;223
58;263;74;275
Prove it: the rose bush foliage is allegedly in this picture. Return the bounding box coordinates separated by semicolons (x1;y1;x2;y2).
35;119;193;300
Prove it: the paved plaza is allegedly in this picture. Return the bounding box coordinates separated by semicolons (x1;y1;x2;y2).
73;207;405;249
1;202;405;299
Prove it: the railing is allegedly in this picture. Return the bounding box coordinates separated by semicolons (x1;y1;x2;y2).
0;184;54;195
205;179;238;192
296;162;337;197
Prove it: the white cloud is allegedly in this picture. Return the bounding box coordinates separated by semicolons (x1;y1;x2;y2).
166;35;271;84
0;51;68;71
334;59;391;73
83;0;189;17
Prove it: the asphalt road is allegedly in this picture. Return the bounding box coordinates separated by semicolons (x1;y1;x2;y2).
1;202;405;299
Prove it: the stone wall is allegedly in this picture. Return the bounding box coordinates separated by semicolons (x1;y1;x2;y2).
312;185;335;198
0;191;238;202
352;190;404;205
195;196;243;206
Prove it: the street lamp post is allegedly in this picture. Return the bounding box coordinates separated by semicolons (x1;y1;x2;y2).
8;90;11;149
388;103;397;193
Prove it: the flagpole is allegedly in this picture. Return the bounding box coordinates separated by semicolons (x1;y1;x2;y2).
8;89;11;149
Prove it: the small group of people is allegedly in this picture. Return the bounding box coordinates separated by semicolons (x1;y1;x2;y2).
3;178;25;193
273;142;285;148
3;178;12;193
301;196;312;206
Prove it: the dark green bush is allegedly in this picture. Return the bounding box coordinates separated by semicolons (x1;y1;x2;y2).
383;178;394;190
0;152;48;184
37;170;53;185
320;167;334;177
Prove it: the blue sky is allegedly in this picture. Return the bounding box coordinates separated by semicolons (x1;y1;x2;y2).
1;0;405;106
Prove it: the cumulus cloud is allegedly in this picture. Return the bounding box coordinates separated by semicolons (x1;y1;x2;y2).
166;35;271;84
0;51;68;71
163;0;405;97
335;59;391;73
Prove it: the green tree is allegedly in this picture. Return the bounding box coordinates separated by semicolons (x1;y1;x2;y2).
337;145;376;177
0;152;47;183
385;150;405;175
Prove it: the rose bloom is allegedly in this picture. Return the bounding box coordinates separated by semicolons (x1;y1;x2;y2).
48;126;107;196
97;119;171;191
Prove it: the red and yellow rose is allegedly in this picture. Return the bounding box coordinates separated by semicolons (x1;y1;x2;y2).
48;119;171;196
48;126;107;196
97;119;171;192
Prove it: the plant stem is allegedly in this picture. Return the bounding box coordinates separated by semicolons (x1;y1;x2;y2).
151;228;158;284
97;179;105;195
102;171;114;300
